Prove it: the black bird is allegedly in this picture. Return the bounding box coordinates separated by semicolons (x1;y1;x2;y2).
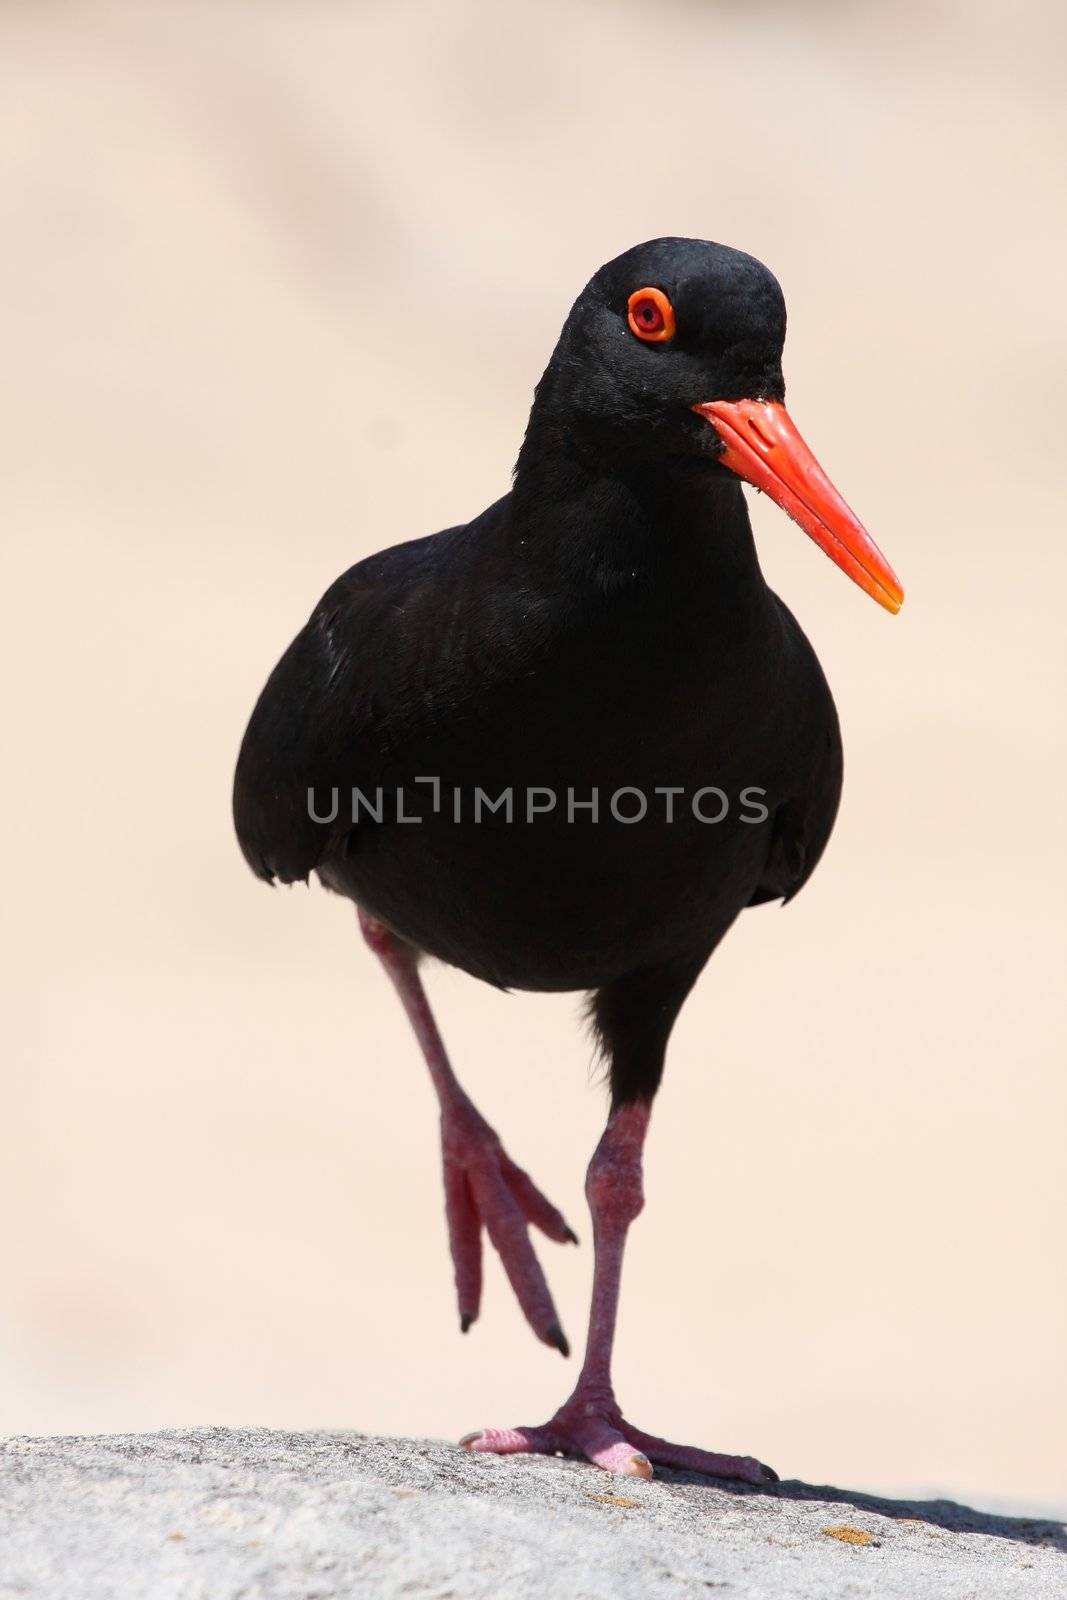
234;237;902;1482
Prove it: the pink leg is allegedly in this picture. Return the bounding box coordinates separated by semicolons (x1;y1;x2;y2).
359;909;576;1351
463;1101;777;1484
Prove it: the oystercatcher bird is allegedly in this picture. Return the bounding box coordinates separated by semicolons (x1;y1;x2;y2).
234;237;903;1482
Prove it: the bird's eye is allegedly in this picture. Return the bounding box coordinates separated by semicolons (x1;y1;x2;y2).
627;287;675;343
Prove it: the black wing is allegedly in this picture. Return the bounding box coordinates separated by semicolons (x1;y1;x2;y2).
748;595;843;906
233;510;495;885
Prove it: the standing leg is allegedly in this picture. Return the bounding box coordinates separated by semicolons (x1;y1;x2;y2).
359;908;576;1351
462;955;777;1483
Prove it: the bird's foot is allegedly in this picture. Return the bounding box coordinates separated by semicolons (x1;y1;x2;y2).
461;1390;776;1484
441;1094;577;1352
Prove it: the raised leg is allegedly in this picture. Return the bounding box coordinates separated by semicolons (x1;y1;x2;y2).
359;908;576;1351
462;955;777;1483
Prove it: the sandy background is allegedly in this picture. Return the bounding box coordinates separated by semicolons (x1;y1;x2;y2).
1;0;1064;1515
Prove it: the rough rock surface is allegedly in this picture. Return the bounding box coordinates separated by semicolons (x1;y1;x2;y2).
0;1427;1064;1599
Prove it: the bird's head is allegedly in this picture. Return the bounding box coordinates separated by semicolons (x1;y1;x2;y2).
530;236;903;614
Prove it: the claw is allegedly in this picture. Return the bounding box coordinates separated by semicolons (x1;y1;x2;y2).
500;1156;578;1246
466;1156;565;1348
466;1405;773;1484
443;1161;483;1332
441;1108;573;1347
543;1321;570;1358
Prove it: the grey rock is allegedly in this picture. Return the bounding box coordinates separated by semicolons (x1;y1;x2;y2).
0;1427;1063;1599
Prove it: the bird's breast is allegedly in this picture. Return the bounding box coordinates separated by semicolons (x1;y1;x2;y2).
318;592;830;991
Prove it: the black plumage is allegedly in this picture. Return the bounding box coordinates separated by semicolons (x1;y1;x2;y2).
232;237;901;1482
236;241;841;1082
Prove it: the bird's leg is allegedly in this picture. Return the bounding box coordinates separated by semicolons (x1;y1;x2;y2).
466;1101;656;1474
462;1096;776;1482
461;950;775;1482
358;909;575;1352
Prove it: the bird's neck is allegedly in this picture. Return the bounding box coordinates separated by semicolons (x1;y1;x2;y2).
511;409;767;608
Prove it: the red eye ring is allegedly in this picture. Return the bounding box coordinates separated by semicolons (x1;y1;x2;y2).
627;286;676;342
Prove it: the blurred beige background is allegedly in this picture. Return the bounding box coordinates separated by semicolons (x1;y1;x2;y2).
2;0;1064;1516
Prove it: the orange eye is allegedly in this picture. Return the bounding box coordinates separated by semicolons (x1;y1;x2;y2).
627;286;676;343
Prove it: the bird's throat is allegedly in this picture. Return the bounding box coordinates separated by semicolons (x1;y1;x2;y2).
512;418;765;606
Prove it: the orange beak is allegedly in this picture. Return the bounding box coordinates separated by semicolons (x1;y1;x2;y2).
692;398;904;614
